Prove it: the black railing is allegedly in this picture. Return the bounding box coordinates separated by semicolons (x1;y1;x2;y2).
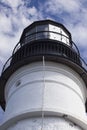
1;41;87;74
12;31;79;55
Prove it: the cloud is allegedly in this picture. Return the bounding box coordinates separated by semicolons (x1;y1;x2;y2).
0;0;44;65
44;0;81;14
1;0;23;8
67;23;87;46
41;0;87;61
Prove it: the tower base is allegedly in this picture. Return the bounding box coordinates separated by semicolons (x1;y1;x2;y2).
2;117;83;130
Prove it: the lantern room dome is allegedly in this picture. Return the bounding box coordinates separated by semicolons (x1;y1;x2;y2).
20;20;72;46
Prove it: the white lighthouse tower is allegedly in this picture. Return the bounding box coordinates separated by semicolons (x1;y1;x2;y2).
0;20;87;130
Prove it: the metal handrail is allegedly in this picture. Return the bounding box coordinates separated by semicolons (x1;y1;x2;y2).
12;31;79;55
1;43;87;74
80;57;87;70
72;41;80;55
12;42;20;54
2;54;87;74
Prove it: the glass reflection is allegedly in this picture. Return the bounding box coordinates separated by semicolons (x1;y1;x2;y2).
25;24;70;46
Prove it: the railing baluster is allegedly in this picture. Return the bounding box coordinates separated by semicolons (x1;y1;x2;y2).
2;40;87;74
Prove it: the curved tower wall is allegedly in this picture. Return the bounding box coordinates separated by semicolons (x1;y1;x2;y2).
2;62;87;130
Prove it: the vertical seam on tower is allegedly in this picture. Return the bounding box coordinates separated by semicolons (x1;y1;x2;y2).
41;56;45;130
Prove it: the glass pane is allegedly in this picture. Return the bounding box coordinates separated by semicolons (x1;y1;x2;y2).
60;29;69;37
37;25;49;32
26;27;36;36
49;24;60;33
62;36;69;46
25;34;36;43
36;32;49;39
49;32;61;41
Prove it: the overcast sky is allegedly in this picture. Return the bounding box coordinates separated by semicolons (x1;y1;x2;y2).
0;0;87;124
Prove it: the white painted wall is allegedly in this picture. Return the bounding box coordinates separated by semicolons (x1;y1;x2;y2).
1;62;87;130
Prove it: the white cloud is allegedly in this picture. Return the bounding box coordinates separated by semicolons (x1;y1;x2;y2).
0;31;22;64
0;0;44;65
44;0;81;14
1;0;23;8
0;14;12;33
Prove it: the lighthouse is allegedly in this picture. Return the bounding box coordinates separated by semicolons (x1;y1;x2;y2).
0;20;87;130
